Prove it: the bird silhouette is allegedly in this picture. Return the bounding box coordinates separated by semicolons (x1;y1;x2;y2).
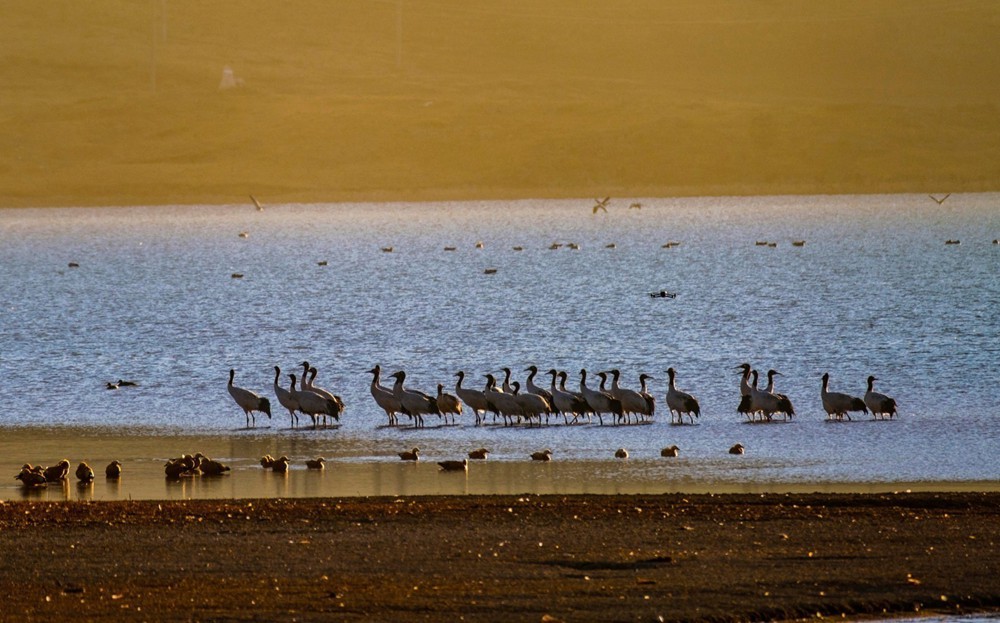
629;202;642;210
929;193;951;205
592;197;610;213
249;194;264;211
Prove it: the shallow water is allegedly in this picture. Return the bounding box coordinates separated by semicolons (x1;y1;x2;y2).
1;194;998;500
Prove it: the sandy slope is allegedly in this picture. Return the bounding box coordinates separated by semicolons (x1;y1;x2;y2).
1;1;998;207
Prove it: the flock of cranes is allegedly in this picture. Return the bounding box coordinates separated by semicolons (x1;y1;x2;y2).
227;362;898;429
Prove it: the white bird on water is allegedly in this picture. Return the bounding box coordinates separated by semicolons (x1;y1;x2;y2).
273;366;300;428
227;369;271;428
368;364;402;426
454;371;490;426
389;370;439;428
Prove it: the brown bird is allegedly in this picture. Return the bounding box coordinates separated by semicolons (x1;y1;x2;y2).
592;197;610;213
729;443;745;455
531;449;553;462
76;462;95;482
197;455;231;476
43;459;71;482
398;447;420;461
929;193;951;205
660;445;680;458
260;454;275;468
15;468;47;488
437;459;468;471
270;456;290;473
105;460;123;479
614;448;629;459
468;448;490;460
305;457;326;470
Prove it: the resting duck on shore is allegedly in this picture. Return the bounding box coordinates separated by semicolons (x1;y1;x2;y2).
105;460;123;479
468;448;490;460
437;459;468;471
197;455;231;476
614;448;629;459
305;457;326;470
44;460;71;482
270;456;290;473
76;462;95;482
531;449;553;462
398;447;420;461
729;443;745;455
661;445;680;457
16;468;47;488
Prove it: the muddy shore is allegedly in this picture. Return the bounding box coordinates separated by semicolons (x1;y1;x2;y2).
1;492;997;622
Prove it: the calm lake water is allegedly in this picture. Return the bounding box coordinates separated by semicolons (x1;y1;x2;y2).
1;194;998;500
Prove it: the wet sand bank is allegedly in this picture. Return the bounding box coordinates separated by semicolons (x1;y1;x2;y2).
1;492;998;622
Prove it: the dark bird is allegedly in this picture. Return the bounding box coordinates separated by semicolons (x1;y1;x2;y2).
105;460;122;479
864;376;898;420
306;457;326;470
398;447;420;461
929;193;951;205
592;197;610;213
820;373;868;421
661;445;680;457
250;194;264;211
76;462;95;482
438;459;469;472
729;443;745;455
629;202;642;210
468;448;490;460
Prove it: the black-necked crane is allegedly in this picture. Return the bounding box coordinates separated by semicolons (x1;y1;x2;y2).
637;373;656;422
436;383;463;425
389;371;439;428
227;369;272;428
273;366;300;428
579;369;622;426
484;374;522;426
762;369;795;421
368;364;402;427
288;373;337;429
865;376;898;420
524;365;556;424
455;371;490;426
306;366;344;424
605;369;648;425
548;369;588;424
821;373;868;421
735;363;755;421
500;367;515;394
665;367;700;424
511;381;552;427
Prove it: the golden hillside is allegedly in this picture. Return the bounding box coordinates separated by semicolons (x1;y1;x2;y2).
1;0;998;206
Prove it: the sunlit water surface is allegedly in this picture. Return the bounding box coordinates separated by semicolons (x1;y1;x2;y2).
1;195;997;500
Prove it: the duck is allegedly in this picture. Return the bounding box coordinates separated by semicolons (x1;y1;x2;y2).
660;445;680;458
270;456;290;473
15;468;47;488
76;462;95;482
468;448;490;460
614;448;629;459
43;459;71;482
198;455;231;476
260;454;276;469
398;447;420;461
531;449;553;462
305;457;326;470
105;460;123;479
729;443;745;455
437;459;468;472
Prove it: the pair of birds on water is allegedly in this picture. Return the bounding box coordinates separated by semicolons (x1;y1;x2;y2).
260;454;327;472
736;365;897;422
164;453;231;478
15;460;120;488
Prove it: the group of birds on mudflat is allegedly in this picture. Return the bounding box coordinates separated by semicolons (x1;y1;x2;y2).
227;361;899;430
15;459;120;488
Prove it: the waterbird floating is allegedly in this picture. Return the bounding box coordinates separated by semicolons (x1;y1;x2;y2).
437;459;468;471
661;445;680;457
398;447;420;461
105;460;122;479
729;443;745;455
468;448;490;460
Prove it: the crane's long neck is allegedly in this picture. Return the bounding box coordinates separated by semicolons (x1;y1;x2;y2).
668;372;677;390
455;372;464;391
765;373;775;393
228;369;235;387
867;377;875;392
739;369;751;395
611;372;621;391
274;367;281;387
579;370;588;391
640;377;648;393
